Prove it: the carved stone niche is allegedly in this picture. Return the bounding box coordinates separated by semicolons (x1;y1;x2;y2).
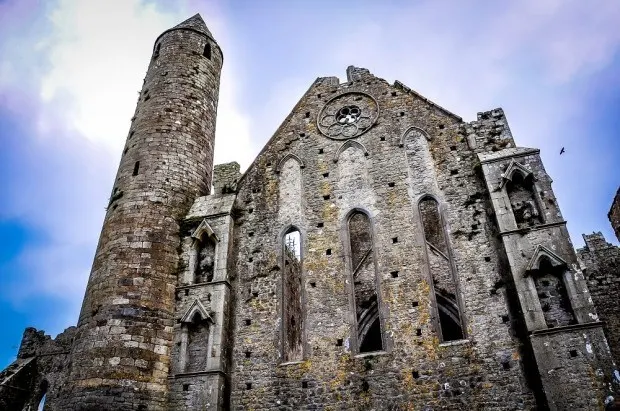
500;160;543;229
188;219;219;284
178;299;215;374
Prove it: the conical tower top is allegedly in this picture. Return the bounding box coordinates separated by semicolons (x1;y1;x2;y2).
172;13;213;38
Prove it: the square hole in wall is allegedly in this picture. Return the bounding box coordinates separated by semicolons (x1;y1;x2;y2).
302;381;308;388
570;349;578;358
248;257;253;263
412;301;419;307
245;351;251;358
392;237;398;243
317;222;324;228
318;148;324;154
248;208;254;214
501;315;509;323
305;112;310;118
391;91;397;97
380;136;386;141
248;232;254;237
310;281;316;288
326;249;332;255
388;182;395;187
245;319;251;326
323;172;329;178
184;289;189;296
450;169;459;175
317;94;322;98
416;328;422;336
450;146;457;151
412;371;420;379
399;112;405;117
252;291;258;298
484;256;491;262
502;361;511;370
336;338;343;346
323;195;330;200
183;384;189;391
299;132;305;137
391;271;399;278
542;280;550;287
246;383;252;390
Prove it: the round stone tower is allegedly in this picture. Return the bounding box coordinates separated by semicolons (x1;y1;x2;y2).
58;14;222;410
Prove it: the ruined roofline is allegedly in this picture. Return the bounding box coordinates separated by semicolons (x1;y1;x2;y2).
393;80;462;121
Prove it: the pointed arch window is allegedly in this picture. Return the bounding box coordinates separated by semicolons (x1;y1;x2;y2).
347;210;383;353
282;227;304;362
178;300;213;373
419;197;465;342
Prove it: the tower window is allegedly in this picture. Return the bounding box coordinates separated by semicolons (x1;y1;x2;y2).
203;43;211;59
154;43;160;58
132;161;140;176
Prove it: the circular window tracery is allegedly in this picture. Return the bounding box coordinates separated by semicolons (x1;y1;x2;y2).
318;93;378;140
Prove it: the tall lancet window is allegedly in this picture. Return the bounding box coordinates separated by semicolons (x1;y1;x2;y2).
282;227;303;362
419;197;465;342
348;211;383;353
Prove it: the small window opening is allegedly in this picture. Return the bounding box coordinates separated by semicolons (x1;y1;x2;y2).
154;43;160;58
244;351;251;358
484;256;491;262
336;338;343;346
380;136;386;141
450;146;457;151
183;384;189;391
570;349;578;358
450;169;458;175
248;231;254;237
310;281;316;288
399;112;405;117
246;383;252;390
248;208;254;214
388;182;395;187
129;130;135;139
391;91;397;97
412;301;419;307
302;381;308;388
248;257;253;263
361;380;369;392
326;249;332;255
245;319;251;326
184;289;189;296
412;371;420;379
323;172;329;178
203;43;211;59
305;112;310;118
416;328;422;336
391;271;399;278
252;291;258;297
501;315;509;323
323;195;330;200
299;132;305;137
132;161;140;176
317;222;324;228
318;148;324;154
392;237;398;243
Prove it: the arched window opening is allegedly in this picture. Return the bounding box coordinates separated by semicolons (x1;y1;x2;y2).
154;43;160;58
203;42;211;59
195;236;215;284
348;211;383;353
36;380;48;411
282;227;303;362
534;257;575;328
419;197;464;342
506;171;542;228
186;312;210;373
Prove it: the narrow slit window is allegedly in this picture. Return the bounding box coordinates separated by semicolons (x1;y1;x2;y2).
203;42;211;59
419;197;465;342
154;43;160;58
282;227;304;362
347;211;383;353
132;161;140;176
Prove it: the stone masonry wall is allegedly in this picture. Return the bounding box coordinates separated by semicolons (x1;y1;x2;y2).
610;188;620;242
228;68;536;409
578;232;620;366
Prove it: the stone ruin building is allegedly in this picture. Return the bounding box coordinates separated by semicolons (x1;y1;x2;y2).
1;14;619;411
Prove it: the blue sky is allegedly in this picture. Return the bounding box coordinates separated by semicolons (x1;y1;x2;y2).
0;0;619;368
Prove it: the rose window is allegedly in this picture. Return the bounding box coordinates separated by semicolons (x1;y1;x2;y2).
318;92;379;140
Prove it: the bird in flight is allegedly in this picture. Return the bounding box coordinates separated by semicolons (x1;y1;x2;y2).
560;147;565;155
